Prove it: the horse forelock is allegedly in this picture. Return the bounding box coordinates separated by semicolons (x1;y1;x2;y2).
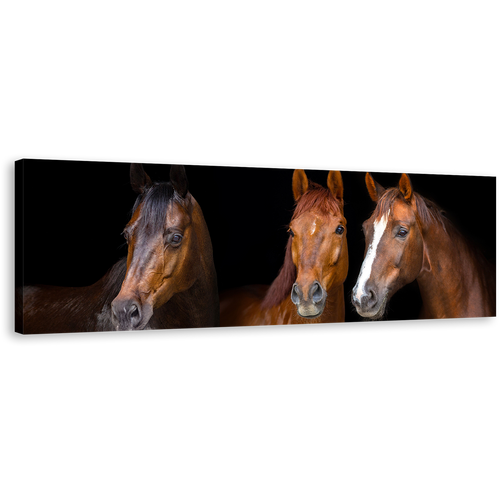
292;181;343;220
372;188;447;233
131;181;182;236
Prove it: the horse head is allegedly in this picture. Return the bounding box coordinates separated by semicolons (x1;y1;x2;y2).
111;164;202;330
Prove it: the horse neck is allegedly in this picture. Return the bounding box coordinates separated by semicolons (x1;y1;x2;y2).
189;196;219;301
190;196;216;279
416;220;493;318
323;283;345;322
151;273;219;328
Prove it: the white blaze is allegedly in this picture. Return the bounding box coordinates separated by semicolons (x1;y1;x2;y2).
354;211;389;300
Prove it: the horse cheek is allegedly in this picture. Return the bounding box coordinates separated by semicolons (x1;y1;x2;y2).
399;233;423;285
408;233;424;282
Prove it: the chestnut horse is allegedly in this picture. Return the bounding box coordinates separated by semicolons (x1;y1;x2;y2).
16;164;219;333
352;173;496;320
220;169;348;326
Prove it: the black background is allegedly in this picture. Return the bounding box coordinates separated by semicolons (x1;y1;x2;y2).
16;159;496;322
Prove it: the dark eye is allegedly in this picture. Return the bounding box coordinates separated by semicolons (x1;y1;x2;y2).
396;228;408;238
171;234;183;245
335;225;345;235
288;228;295;237
123;230;130;242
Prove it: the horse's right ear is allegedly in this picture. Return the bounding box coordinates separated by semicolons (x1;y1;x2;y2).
365;173;385;202
292;169;309;201
130;164;152;194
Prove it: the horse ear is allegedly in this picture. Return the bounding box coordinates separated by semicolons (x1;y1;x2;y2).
365;173;385;202
170;165;188;198
292;169;309;201
130;163;152;194
399;173;413;202
327;171;343;202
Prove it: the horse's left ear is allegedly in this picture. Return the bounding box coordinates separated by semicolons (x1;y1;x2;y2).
170;165;188;198
327;171;343;202
399;173;413;202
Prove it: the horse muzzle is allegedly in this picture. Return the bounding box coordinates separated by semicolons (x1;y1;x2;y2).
351;285;386;320
111;296;153;331
291;280;326;318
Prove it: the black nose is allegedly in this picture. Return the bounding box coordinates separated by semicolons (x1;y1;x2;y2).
291;281;325;305
111;298;142;330
353;287;377;310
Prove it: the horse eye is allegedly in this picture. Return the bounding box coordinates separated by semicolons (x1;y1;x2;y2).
335;225;345;235
397;228;408;238
288;228;295;237
171;234;183;244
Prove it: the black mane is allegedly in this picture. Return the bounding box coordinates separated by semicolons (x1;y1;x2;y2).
131;182;177;235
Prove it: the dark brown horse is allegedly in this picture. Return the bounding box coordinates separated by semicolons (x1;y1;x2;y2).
16;164;219;333
220;169;348;326
352;173;496;320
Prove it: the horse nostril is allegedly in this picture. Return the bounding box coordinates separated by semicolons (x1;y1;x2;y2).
364;288;377;308
128;302;141;326
130;304;138;317
111;298;142;329
312;283;323;303
310;281;324;304
291;283;300;304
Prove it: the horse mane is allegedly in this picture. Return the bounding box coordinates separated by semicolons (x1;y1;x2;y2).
261;182;341;309
373;188;448;233
373;187;498;290
130;181;177;235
